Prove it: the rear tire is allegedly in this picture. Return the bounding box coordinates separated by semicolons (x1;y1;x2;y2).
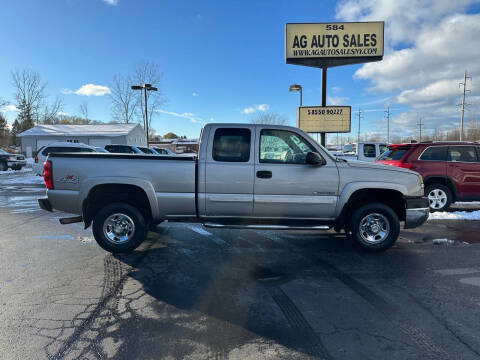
425;184;451;212
92;203;147;253
348;202;400;252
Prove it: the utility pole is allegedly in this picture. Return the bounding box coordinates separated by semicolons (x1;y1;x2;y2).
417;117;424;142
384;107;390;144
459;70;471;141
357;108;363;144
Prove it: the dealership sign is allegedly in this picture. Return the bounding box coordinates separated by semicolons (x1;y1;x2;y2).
297;106;351;133
286;22;384;68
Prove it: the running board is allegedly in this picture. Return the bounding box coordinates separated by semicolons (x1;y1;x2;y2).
59;216;83;225
203;222;330;230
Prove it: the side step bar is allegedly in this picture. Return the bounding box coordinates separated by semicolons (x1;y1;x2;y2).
59;216;83;225
203;222;330;230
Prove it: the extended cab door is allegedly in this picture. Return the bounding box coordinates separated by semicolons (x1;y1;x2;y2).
204;125;255;217
253;127;339;219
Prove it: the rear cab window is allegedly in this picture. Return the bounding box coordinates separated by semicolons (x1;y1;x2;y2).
363;144;376;158
419;146;448;161
212;128;251;162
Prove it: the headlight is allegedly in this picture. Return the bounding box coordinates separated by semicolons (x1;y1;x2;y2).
8;156;16;161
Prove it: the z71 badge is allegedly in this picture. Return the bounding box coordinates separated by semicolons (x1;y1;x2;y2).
57;174;79;184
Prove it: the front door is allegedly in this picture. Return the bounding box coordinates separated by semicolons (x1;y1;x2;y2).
205;126;255;217
253;128;339;219
447;145;480;199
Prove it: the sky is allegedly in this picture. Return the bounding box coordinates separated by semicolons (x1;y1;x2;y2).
1;0;480;142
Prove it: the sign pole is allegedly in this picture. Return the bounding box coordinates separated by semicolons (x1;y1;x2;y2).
321;67;327;146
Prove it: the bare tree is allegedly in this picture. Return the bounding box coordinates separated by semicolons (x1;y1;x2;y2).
110;74;137;123
250;112;287;125
134;61;166;135
79;101;89;122
42;97;64;124
11;69;46;126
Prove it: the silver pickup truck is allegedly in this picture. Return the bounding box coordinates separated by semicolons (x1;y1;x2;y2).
38;123;429;253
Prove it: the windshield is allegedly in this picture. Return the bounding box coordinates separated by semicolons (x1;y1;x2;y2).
0;149;8;154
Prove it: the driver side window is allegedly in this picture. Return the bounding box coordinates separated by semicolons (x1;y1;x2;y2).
260;129;315;164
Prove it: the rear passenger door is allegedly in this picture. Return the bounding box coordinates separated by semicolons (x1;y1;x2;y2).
447;146;480;199
204;126;255;217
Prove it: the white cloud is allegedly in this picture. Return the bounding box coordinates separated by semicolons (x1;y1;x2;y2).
156;109;203;123
62;84;111;96
192;92;199;97
75;84;111;96
2;104;18;112
241;104;269;114
103;0;118;5
331;86;341;93
327;96;349;106
58;111;69;116
335;2;480;134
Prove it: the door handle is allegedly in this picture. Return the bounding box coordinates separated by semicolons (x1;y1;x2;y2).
256;170;272;179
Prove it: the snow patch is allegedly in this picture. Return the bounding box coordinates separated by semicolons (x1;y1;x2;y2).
432;238;454;245
429;210;480;221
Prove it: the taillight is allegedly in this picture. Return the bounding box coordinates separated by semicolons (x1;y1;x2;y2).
43;160;53;189
34;155;38;163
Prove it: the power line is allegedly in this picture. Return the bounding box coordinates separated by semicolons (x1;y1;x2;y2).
357;108;363;144
384;107;390;144
459;70;472;141
417;117;424;142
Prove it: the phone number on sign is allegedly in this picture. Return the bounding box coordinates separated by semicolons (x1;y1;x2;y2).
307;109;343;115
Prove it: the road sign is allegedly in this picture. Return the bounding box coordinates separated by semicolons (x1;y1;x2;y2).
297;106;351;133
286;22;384;68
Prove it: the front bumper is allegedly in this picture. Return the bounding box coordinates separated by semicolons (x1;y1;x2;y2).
38;197;53;212
7;160;27;167
404;197;429;229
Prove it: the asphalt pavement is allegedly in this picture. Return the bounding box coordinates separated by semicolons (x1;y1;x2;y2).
1;171;480;360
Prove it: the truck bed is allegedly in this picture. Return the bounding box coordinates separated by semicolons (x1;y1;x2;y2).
46;153;197;218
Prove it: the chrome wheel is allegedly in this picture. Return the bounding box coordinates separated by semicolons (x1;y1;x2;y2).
103;213;135;244
359;213;390;244
428;188;447;210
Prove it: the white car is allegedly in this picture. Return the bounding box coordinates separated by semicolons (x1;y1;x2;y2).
33;142;97;175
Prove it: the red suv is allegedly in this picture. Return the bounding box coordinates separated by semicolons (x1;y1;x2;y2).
377;142;480;211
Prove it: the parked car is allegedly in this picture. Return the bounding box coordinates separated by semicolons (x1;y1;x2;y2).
104;144;143;154
39;123;428;254
33;142;97;175
336;142;388;162
137;146;157;155
151;147;175;155
0;149;27;171
94;147;109;153
376;142;480;211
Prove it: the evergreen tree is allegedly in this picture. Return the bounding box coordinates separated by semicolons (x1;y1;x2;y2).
0;113;8;136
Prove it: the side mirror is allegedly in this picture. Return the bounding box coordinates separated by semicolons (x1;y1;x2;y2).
306;151;326;166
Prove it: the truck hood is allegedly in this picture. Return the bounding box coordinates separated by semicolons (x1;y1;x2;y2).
344;159;416;175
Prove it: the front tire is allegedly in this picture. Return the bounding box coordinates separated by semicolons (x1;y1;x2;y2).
0;162;7;171
425;184;451;212
348;202;400;252
92;203;147;253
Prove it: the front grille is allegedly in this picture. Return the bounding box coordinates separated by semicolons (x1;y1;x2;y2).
17;156;25;160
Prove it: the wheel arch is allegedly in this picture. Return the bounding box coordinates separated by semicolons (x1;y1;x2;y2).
335;187;405;231
423;176;457;201
82;183;154;229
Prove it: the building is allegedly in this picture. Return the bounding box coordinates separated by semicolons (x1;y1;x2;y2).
150;138;199;154
18;124;147;156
